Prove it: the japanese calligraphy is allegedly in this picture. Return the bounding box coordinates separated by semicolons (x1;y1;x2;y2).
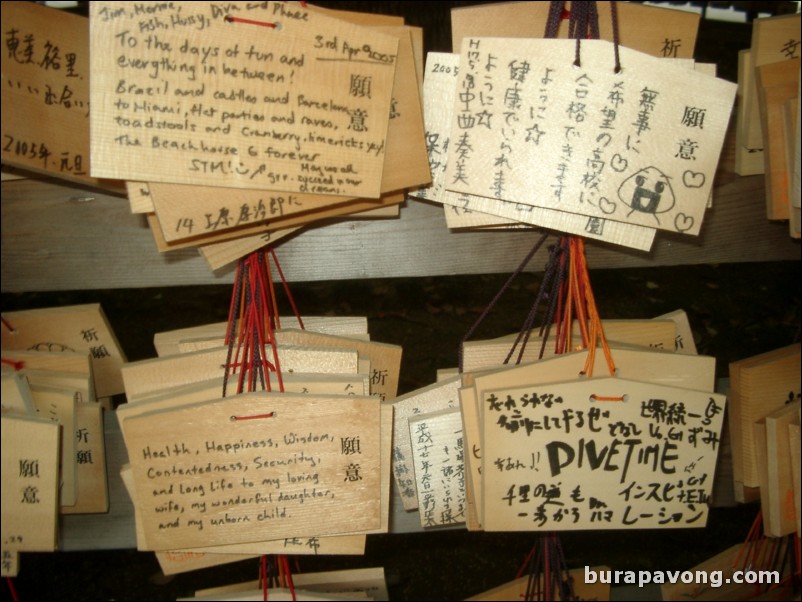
481;377;725;531
409;52;657;251
445;38;736;235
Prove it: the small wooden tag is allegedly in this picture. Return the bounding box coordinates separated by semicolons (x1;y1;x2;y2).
444;38;736;236
464;346;716;528
90;1;397;198
735;50;766;176
482;377;725;530
387;376;462;511
144;25;423;245
29;383;77;507
126;181;154;213
1;414;61;551
409;407;466;528
741;13;802;151
124;392;381;549
61;403;109;514
0;2;123;190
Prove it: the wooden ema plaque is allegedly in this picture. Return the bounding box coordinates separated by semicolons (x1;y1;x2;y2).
444;38;735;236
124;392;381;550
0;2;123;190
728;343;801;493
481;377;725;531
1;414;61;552
142;21;427;245
90;1;397;197
410;51;656;251
387;375;462;511
462;346;716;528
409;407;466;528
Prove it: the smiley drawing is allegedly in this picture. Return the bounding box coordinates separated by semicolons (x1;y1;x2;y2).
617;166;676;223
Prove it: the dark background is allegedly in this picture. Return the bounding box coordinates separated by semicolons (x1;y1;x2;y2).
2;1;801;600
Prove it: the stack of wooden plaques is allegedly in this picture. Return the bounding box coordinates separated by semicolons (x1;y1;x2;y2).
1;1;430;271
734;12;801;237
409;1;736;253
1;304;125;576
389;308;729;535
116;315;401;575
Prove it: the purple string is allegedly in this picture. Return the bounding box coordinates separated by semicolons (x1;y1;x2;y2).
503;241;566;365
222;258;245;398
458;232;550;373
544;1;565;38
611;0;622;72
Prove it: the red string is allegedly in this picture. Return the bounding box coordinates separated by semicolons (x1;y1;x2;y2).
282;555;297;601
5;578;19;602
261;253;284;393
224;15;278;28
231;412;275;421
261;554;268;602
1;315;16;332
270;248;305;330
1;358;25;371
516;545;536;579
590;394;625;402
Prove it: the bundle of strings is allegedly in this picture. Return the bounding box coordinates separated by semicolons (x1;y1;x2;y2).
222;247;304;601
222;247;304;398
517;533;576;601
733;511;801;597
545;0;621;72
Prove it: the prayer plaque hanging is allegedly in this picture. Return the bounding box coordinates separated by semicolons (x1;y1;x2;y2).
481;377;725;531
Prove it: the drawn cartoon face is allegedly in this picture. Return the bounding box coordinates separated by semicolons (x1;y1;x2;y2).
618;167;675;219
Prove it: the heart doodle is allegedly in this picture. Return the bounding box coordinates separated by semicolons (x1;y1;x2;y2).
610;154;628;173
599;197;617;215
683;171;706;188
674;213;695;232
